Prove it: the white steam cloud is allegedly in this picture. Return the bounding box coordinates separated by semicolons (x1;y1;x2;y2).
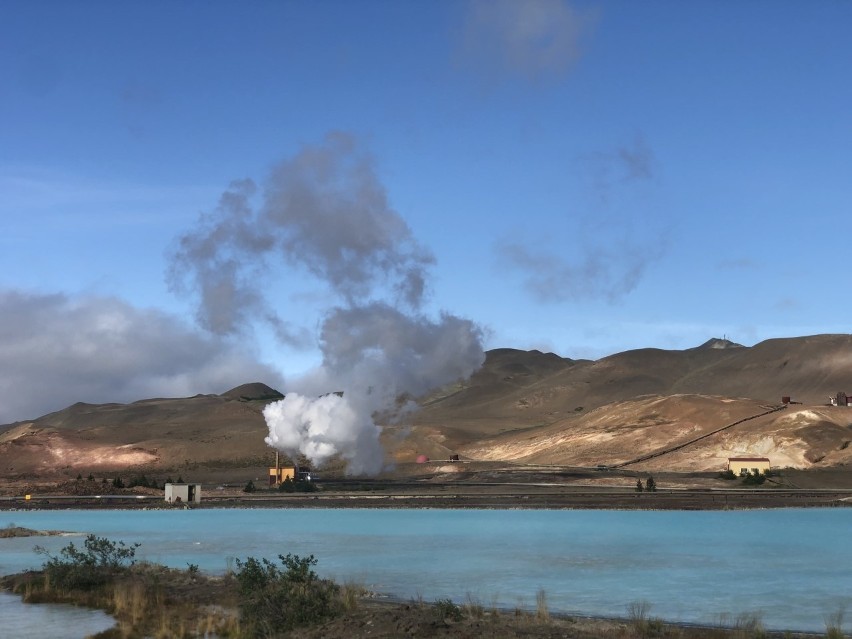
171;132;485;475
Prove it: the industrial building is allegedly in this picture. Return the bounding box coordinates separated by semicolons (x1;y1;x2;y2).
727;457;771;476
268;465;297;486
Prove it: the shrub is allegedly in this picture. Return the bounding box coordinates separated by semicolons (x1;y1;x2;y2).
243;479;256;493
234;553;340;635
112;476;125;489
127;474;151;489
35;534;140;591
645;476;657;492
434;597;463;622
636;479;644;492
742;471;766;486
278;477;318;493
628;601;665;637
719;469;737;480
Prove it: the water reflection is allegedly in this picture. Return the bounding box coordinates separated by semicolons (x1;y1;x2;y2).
0;592;115;638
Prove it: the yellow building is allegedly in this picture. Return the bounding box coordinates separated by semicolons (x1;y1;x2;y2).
268;466;296;487
727;457;770;476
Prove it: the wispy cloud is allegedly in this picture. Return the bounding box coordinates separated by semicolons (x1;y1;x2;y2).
498;240;663;303
460;0;595;82
585;135;656;205
0;166;214;229
499;136;667;304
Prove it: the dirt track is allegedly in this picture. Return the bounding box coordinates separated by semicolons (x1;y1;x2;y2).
3;465;852;511
3;485;852;511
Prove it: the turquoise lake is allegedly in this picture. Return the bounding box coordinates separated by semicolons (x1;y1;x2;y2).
1;508;850;634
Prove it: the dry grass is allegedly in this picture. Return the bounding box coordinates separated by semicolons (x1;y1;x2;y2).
0;565;827;639
464;593;485;619
825;607;845;639
111;580;148;625
536;588;550;621
339;580;368;612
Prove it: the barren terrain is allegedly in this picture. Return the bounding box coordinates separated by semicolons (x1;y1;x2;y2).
2;335;852;492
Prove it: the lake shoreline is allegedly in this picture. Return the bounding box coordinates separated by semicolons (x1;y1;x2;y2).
1;508;847;635
0;567;825;639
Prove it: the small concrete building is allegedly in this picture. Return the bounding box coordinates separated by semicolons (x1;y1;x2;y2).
727;457;771;476
165;483;201;504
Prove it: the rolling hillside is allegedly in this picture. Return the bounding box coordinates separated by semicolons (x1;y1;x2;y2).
2;335;852;478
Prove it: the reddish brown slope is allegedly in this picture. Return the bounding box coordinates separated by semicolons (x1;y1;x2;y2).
0;384;282;475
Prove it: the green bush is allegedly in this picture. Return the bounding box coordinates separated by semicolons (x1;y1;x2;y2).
35;534;140;591
434;597;463;621
243;479;256;493
719;469;737;480
278;476;318;493
127;474;151;488
234;553;340;635
742;471;766;486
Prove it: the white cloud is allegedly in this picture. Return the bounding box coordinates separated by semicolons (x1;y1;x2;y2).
0;289;284;424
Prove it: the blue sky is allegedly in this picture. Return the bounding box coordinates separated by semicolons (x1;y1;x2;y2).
2;0;851;422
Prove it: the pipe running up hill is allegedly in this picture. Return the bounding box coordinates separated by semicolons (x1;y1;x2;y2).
612;404;788;469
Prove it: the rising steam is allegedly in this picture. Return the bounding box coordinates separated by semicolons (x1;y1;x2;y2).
170;132;485;475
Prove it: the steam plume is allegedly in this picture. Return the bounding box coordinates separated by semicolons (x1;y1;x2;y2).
171;132;485;475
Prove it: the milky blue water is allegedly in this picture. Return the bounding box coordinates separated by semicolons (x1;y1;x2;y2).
1;508;850;634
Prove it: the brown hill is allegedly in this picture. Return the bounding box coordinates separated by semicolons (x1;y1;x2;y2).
0;384;279;477
2;336;852;479
397;334;852;471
